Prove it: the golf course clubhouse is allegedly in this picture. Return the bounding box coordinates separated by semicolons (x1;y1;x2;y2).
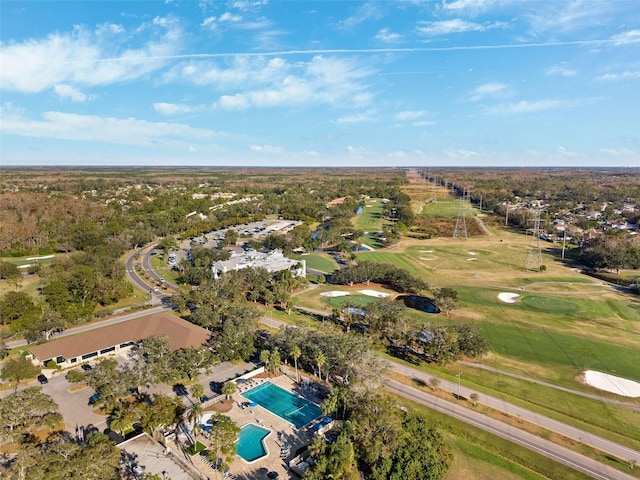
28;312;210;368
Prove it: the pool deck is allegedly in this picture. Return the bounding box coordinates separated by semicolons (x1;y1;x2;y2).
186;375;321;480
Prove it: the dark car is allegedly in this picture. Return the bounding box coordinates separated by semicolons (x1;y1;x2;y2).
81;364;92;371
37;374;48;384
88;392;101;405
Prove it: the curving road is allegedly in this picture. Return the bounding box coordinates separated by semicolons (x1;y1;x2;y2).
53;244;640;479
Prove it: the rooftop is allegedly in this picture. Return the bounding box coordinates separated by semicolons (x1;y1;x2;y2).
29;312;210;362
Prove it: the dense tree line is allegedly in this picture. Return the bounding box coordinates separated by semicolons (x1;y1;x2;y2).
0;168;407;256
0;251;133;341
328;297;487;364
331;262;429;293
580;234;640;272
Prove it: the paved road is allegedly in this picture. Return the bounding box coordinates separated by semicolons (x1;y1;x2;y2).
387;380;637;480
390;362;640;468
259;313;640;474
8;244;635;479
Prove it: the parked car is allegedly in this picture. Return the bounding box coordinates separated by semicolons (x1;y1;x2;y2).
37;374;48;384
88;392;101;405
81;364;92;371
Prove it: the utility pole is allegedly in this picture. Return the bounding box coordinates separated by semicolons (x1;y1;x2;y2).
456;372;462;399
505;202;509;225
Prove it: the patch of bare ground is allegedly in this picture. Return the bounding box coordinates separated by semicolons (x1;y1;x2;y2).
205;400;233;413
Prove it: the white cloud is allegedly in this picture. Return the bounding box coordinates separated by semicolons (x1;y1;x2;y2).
0;109;225;148
220;12;243;22
186;55;375;110
249;144;283;153
53;84;94;102
218;94;251;110
466;82;509;101
545;62;577;77
153;102;201;114
338;3;384;30
201;16;217;28
95;23;124;35
0;16;182;93
375;28;402;43
595;70;640;81
231;0;268;11
610;29;640;45
417;18;504;36
394;110;426;121
525;1;616;36
440;0;503;13
484;99;569;115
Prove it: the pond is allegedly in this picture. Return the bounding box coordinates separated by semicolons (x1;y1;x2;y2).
397;294;440;314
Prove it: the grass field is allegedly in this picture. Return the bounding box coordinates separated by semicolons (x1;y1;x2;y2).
291;253;338;273
352;198;384;232
294;221;640;455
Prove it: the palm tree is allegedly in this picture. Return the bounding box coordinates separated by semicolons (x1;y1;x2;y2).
188;403;203;442
190;383;205;404
221;381;237;401
314;351;326;382
290;345;301;384
259;349;270;371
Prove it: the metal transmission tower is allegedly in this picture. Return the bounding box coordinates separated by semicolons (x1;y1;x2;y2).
453;194;468;239
524;208;543;271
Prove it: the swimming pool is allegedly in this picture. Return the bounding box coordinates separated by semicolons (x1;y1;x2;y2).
243;382;321;429
236;424;270;462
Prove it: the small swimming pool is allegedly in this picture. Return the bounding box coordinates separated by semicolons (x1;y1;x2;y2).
236;424;270;462
243;382;321;429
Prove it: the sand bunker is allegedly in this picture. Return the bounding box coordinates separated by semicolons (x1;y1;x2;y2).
498;292;520;303
468;251;477;255
26;254;54;261
467;258;478;261
584;370;640;397
420;257;435;261
420;250;434;253
320;291;350;297
359;290;390;298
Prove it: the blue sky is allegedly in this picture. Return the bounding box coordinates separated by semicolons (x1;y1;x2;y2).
1;0;639;167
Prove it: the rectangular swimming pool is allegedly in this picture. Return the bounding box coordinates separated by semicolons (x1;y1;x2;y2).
243;382;321;429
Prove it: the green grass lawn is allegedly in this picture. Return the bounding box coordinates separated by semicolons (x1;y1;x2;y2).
353;199;384;232
291;253;338;273
354;251;423;275
422;199;480;218
185;441;206;455
150;255;180;284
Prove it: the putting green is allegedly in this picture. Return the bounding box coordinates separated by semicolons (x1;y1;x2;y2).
521;295;578;313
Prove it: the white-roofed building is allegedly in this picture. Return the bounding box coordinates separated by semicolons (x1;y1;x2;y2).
212;248;305;279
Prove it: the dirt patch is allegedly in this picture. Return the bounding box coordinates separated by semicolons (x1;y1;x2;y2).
205;399;233;413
